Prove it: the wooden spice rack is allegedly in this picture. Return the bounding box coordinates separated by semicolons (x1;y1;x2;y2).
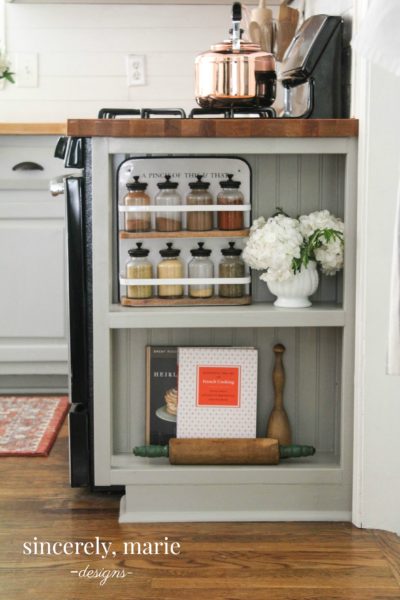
121;295;252;307
120;275;252;307
120;229;250;239
118;156;252;308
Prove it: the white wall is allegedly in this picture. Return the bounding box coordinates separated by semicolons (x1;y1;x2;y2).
354;62;400;534
0;1;355;122
0;3;230;121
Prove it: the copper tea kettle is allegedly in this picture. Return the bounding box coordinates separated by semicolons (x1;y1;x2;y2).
195;2;276;109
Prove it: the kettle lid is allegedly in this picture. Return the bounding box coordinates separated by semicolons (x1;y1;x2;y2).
210;40;261;53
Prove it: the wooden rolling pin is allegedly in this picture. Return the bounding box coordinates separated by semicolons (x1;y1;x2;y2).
133;438;315;465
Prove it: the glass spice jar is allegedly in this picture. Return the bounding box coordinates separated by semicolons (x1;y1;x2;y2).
122;176;151;232
186;175;214;232
155;175;182;232
217;174;244;231
157;243;184;299
126;243;153;299
219;241;246;298
188;242;214;299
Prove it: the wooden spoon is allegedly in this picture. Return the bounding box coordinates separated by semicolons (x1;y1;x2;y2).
251;0;273;52
276;0;299;61
251;0;273;30
249;21;263;46
260;23;273;53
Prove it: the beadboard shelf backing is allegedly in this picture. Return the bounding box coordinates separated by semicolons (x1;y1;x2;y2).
245;153;345;304
112;326;342;458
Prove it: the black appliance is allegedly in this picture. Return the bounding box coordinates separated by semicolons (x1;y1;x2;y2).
279;15;348;118
53;139;93;487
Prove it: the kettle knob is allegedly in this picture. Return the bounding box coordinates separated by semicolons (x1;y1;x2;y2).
232;2;242;21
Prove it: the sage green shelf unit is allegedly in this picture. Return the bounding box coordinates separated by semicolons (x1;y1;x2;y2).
91;135;357;522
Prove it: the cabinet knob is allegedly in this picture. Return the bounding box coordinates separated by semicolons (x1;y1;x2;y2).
12;161;44;171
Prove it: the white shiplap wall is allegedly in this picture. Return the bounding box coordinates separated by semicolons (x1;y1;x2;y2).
0;3;230;121
0;1;352;122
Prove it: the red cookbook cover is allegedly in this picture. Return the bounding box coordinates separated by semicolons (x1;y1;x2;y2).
177;347;258;438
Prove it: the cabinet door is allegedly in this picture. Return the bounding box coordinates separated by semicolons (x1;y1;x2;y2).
0;136;68;374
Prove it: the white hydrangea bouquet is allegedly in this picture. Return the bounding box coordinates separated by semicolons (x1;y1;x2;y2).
0;51;15;84
243;209;344;308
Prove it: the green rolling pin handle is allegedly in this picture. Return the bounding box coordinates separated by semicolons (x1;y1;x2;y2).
133;444;169;458
279;444;316;459
133;444;315;459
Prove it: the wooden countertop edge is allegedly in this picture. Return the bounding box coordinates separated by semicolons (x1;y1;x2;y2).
67;118;359;138
0;123;67;135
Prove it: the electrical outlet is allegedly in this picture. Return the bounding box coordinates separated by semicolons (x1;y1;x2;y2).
126;54;146;87
16;53;38;88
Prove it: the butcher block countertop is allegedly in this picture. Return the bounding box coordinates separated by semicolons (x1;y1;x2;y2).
67;118;358;138
0;123;66;135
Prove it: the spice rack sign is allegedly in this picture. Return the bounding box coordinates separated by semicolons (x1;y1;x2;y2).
117;156;252;307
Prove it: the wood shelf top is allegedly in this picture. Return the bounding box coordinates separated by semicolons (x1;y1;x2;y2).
67;118;358;139
0;123;66;135
120;228;250;239
109;302;345;329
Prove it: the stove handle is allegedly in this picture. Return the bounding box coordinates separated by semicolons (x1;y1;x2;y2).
65;137;84;169
54;136;69;160
54;136;84;169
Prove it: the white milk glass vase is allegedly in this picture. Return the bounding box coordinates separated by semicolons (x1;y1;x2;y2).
266;261;319;308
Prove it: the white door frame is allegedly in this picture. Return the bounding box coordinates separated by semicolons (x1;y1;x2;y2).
351;0;370;528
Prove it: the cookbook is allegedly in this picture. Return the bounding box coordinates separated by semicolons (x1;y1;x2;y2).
177;346;258;438
145;346;178;445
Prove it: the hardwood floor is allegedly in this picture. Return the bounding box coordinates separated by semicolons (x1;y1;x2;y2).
1;423;400;600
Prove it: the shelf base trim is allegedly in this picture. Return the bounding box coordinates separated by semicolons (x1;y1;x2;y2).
119;492;351;523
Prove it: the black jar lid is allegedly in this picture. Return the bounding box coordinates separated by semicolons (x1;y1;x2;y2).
219;174;241;189
157;175;179;190
126;176;148;191
159;242;181;257
221;241;242;256
128;242;150;257
190;242;212;257
189;175;210;190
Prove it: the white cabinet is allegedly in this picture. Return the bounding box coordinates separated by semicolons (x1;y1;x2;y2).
0;136;69;381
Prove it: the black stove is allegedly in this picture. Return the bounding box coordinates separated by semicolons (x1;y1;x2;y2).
98;107;276;119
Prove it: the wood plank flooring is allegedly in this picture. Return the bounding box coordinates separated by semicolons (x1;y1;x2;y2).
1;423;399;600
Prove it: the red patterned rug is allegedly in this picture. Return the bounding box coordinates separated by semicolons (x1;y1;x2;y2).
0;396;69;456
